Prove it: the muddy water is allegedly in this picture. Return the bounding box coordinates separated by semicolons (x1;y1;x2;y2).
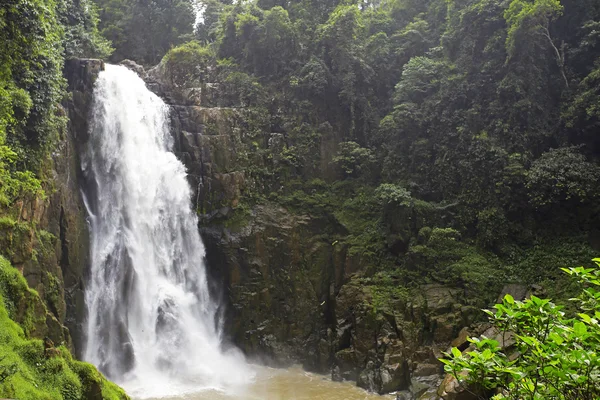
139;366;393;400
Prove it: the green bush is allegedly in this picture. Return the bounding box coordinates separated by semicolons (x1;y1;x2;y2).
526;147;600;208
162;41;215;87
224;71;266;107
442;259;600;400
332;141;376;178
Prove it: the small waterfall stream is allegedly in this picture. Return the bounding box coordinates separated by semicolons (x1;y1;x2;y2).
82;64;250;398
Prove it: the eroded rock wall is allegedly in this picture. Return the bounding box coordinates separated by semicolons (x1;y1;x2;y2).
60;59;105;355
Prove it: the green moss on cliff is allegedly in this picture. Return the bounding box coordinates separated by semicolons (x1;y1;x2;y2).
0;256;128;400
0;256;47;337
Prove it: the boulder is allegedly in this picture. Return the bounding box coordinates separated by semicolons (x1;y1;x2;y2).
120;59;147;79
381;362;409;393
437;373;478;400
496;284;528;303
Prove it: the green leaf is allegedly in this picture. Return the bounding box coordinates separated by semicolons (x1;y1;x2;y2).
504;294;515;304
574;322;587;337
579;313;592;323
451;347;462;358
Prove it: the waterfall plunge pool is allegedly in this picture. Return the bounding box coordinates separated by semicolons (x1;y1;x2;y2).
133;365;393;400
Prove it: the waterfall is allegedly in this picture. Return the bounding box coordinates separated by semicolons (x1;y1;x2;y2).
82;64;250;398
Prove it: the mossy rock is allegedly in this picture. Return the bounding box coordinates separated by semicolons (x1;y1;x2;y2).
0;255;128;399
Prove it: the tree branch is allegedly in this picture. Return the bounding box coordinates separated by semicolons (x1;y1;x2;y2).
539;26;569;89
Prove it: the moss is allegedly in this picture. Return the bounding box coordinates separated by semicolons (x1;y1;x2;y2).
0;255;46;337
362;272;410;315
45;272;62;318
502;237;597;301
0;216;17;229
71;358;128;400
223;203;253;230
36;229;58;257
0;256;128;400
0;219;34;263
405;228;505;307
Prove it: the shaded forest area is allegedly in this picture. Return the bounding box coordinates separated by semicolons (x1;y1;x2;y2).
3;0;600;338
93;0;600;303
2;0;600;397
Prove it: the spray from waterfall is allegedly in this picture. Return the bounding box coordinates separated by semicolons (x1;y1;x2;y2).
82;64;252;398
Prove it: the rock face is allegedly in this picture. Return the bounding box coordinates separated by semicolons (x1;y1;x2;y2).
0;59;103;354
126;60;483;397
60;58;105;355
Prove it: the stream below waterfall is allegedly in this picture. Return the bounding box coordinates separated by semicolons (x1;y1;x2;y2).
139;366;392;400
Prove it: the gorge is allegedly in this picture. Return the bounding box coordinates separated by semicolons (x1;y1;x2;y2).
2;0;600;399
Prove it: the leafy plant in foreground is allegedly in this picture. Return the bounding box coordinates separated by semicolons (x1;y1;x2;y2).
441;259;600;400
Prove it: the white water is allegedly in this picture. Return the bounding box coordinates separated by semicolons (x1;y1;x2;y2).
82;64;252;398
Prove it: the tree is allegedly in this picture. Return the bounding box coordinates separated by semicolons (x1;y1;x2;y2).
441;260;600;400
94;0;195;64
58;0;113;59
504;0;568;88
526;147;600;208
195;0;231;43
332;141;376;178
317;4;374;140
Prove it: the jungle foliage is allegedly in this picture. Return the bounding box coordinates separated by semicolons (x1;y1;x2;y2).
3;0;600;396
1;0;111;205
442;260;600;400
1;0;120;397
93;0;197;64
140;0;600;295
0;256;128;400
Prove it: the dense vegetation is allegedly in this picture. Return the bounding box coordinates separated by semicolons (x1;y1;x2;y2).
2;0;600;396
1;0;110;206
112;0;600;305
1;0;121;397
443;260;600;399
93;0;197;63
0;255;127;399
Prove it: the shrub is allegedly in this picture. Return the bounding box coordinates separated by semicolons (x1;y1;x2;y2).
332;141;376;178
162;41;215;87
442;259;600;400
526;147;600;208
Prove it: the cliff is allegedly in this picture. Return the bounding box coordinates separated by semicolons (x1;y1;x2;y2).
0;58;127;400
131;59;486;398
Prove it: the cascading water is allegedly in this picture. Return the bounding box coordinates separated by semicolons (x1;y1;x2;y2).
82;64;251;398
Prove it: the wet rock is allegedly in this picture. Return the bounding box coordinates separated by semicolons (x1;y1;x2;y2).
120;59;147;79
411;373;443;399
60;58;104;354
423;285;462;315
437;373;482;400
357;361;380;392
334;348;359;381
65;59;104;93
396;391;414;400
413;364;441;377
497;283;528;303
381;362;409;393
449;327;470;351
418;392;442;400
